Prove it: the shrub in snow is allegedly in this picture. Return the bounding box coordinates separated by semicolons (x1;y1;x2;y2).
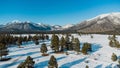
86;65;89;68
48;55;58;68
40;43;48;56
65;52;69;55
90;35;93;38
85;60;89;63
111;53;117;61
82;43;92;55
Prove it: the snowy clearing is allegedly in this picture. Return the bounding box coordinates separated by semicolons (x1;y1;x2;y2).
0;34;120;68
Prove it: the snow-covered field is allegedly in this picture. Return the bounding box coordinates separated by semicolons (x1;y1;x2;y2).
0;34;120;68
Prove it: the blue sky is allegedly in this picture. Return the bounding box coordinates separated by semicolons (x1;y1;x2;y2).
0;0;120;25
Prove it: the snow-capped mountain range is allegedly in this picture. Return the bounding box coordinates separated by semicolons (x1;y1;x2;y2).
0;20;74;32
0;12;120;33
69;12;120;33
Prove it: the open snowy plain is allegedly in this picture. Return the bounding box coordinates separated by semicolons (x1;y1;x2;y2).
0;34;120;68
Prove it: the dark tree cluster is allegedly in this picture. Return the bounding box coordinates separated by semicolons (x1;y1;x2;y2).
32;34;49;45
50;34;92;55
51;34;74;52
0;34;50;61
0;43;8;61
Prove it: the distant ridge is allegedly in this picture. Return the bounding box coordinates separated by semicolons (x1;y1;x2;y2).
68;12;120;34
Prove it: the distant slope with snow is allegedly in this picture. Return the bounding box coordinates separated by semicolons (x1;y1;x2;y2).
0;20;74;32
69;12;120;33
62;24;74;29
0;21;52;32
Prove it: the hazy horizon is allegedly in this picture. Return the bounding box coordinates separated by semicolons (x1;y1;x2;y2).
0;0;120;25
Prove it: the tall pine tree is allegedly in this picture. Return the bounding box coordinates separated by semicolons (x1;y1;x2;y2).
0;43;8;60
74;38;80;54
51;34;59;52
17;37;22;48
60;36;65;51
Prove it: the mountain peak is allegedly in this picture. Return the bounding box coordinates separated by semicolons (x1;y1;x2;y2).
98;12;120;19
87;12;120;21
11;20;21;23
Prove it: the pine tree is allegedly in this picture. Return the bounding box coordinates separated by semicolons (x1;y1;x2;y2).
82;43;92;54
68;42;73;50
41;34;45;41
28;35;32;41
115;40;120;48
51;34;55;49
91;35;93;38
17;56;35;68
45;35;49;40
24;56;35;68
82;46;88;55
51;34;59;52
118;58;120;65
111;53;117;61
48;55;58;68
32;35;39;45
17;37;22;48
86;43;92;51
65;34;70;50
65;34;70;43
23;36;28;43
40;43;48;55
0;43;8;60
60;36;65;51
74;38;80;54
86;65;89;68
71;36;74;42
17;62;25;68
109;40;113;47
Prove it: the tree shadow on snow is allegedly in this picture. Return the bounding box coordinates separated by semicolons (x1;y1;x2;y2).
0;59;24;68
95;64;103;68
0;55;43;68
60;57;87;68
80;42;102;54
92;43;102;52
9;45;40;53
8;51;40;58
105;63;113;68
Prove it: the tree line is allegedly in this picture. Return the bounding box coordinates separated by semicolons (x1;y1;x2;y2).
0;34;49;61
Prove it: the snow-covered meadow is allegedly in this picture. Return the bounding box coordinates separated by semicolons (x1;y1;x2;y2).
0;34;120;68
